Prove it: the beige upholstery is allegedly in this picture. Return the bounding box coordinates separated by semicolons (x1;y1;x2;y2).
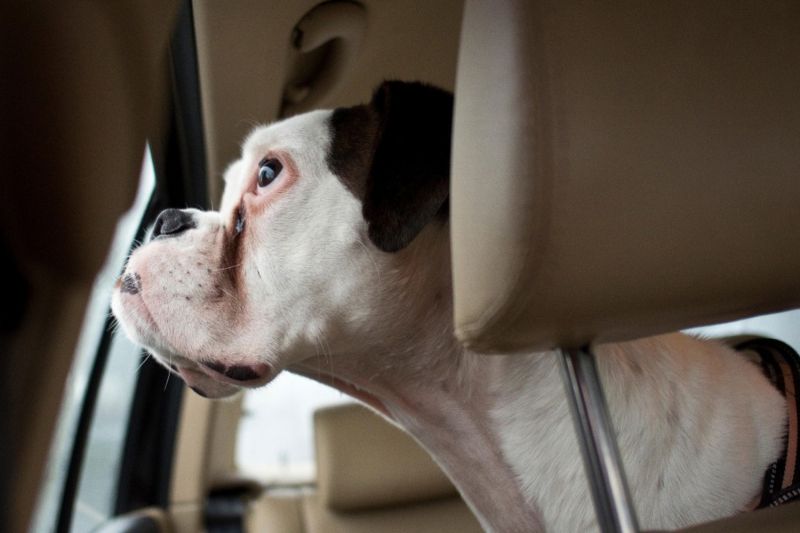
451;1;800;530
248;492;305;533
250;492;481;533
0;2;179;530
451;0;800;352
314;403;455;511
246;404;482;533
193;0;463;202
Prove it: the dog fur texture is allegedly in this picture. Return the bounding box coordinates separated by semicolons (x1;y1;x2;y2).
112;81;787;532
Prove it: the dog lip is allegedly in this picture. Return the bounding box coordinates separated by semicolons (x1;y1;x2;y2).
224;364;262;382
176;366;240;399
201;360;227;375
200;360;273;385
189;385;210;398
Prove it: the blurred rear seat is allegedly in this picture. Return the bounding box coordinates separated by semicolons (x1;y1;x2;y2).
245;403;482;533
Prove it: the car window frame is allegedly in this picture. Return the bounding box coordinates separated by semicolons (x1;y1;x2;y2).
54;1;209;529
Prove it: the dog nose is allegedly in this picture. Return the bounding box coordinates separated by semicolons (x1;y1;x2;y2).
152;209;196;238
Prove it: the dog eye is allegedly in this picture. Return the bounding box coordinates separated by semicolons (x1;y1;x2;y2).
257;158;283;187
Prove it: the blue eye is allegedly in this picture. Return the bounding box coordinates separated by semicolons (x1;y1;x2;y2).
257;158;283;187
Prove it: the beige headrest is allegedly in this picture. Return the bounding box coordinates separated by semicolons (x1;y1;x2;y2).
451;0;800;352
314;403;456;512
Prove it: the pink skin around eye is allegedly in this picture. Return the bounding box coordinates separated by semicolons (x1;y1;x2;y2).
243;152;299;216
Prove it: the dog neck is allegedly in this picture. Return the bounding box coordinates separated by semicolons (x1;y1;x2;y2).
291;334;548;532
289;228;547;532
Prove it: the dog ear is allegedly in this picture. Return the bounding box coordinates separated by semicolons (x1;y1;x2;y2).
328;81;453;252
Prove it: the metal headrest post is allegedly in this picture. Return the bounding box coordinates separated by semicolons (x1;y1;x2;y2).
559;347;640;533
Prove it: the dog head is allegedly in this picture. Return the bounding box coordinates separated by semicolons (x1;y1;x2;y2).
111;81;453;398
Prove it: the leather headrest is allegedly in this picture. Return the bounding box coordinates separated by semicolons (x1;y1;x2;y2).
451;0;800;352
314;403;456;512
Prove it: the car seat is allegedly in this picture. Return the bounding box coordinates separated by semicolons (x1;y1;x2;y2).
245;403;483;533
450;0;800;531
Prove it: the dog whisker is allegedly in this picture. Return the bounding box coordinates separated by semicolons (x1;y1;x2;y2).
211;262;244;272
107;316;123;337
136;352;152;373
164;352;173;391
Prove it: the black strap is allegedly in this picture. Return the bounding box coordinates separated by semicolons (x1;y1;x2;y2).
735;338;800;508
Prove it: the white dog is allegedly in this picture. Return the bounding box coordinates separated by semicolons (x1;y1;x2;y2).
112;81;791;532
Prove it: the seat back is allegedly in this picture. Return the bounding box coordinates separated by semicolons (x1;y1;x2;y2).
246;403;482;533
0;2;179;529
451;0;800;353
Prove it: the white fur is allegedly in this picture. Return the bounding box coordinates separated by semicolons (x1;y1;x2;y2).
112;109;787;532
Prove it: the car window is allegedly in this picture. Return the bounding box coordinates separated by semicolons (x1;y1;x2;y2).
69;330;149;531
31;148;155;533
236;373;352;483
689;309;800;354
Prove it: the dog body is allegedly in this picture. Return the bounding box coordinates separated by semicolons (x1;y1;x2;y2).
112;82;786;532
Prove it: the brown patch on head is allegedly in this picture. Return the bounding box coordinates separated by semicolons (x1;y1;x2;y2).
328;104;378;199
327;81;453;252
